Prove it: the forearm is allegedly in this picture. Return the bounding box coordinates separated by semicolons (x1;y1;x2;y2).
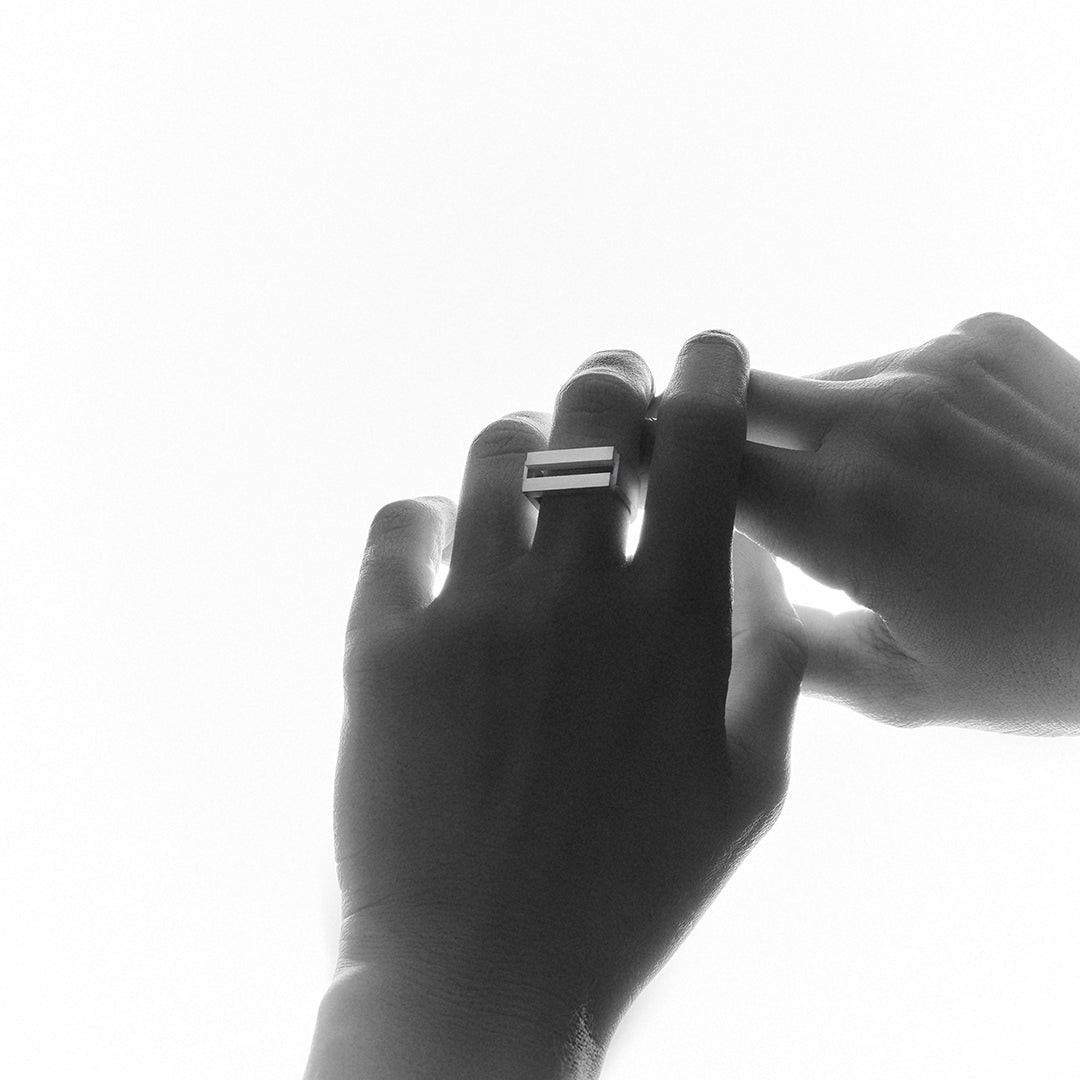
302;963;607;1080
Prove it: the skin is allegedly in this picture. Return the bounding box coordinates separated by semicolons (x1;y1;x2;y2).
303;333;808;1079
737;311;1080;733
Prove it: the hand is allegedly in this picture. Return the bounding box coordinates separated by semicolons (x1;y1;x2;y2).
305;334;807;1079
738;312;1080;733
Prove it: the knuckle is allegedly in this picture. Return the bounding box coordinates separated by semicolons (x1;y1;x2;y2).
772;619;810;680
664;385;744;414
896;337;995;414
344;614;397;679
951;310;1030;339
660;388;746;448
870;373;953;451
469;416;544;461
915;330;982;368
909;330;988;383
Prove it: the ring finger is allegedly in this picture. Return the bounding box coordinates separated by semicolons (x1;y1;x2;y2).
444;410;552;589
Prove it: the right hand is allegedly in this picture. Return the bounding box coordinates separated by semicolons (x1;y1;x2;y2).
736;312;1080;733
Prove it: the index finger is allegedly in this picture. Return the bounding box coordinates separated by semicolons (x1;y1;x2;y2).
635;330;749;596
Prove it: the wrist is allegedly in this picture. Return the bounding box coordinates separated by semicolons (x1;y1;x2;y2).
303;961;607;1080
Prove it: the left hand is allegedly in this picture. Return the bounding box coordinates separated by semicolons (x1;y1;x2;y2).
309;333;807;1078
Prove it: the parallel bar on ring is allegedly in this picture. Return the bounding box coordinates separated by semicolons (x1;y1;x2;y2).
524;446;618;472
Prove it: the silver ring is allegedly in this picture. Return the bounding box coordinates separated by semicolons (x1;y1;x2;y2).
521;446;636;515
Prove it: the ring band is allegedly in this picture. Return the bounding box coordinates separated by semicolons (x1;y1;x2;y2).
522;446;635;514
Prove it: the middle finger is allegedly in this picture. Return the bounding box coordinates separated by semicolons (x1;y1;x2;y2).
530;350;653;568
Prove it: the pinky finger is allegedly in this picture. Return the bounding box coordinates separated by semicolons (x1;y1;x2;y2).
346;496;456;642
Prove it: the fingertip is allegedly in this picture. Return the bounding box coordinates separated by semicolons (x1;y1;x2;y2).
667;330;750;404
503;410;553;439
680;329;749;363
578;349;655;404
352;496;458;629
413;493;456;514
635;333;751;582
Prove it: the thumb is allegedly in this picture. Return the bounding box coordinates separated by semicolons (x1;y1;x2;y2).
793;605;926;726
724;533;808;767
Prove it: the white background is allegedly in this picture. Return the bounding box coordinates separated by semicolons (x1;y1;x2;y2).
4;1;1080;1076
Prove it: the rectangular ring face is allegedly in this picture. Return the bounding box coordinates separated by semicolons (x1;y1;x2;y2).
522;442;630;509
521;446;620;508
